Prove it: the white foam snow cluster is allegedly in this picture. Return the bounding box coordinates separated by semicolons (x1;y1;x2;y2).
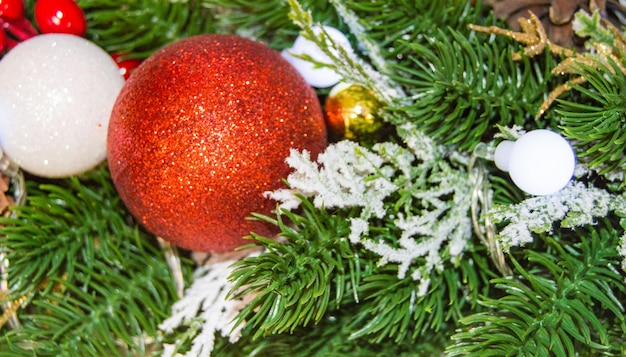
267;124;473;296
267;141;396;218
489;182;626;251
159;251;258;357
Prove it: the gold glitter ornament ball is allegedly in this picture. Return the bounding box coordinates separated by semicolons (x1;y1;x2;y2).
325;83;384;143
107;34;327;252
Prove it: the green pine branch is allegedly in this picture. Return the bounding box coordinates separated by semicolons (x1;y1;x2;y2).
77;0;216;58
343;0;487;60
227;188;498;351
387;28;558;150
447;220;626;356
74;0;346;60
228;197;363;340
0;168;192;356
200;0;342;50
347;249;494;345
555;56;626;175
214;303;437;356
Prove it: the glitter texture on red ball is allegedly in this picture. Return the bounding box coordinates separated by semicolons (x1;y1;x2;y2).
107;34;327;252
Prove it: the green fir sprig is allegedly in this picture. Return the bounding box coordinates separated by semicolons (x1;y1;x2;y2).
78;0;216;58
226;194;495;354
348;247;493;345
388;29;558;150
0;169;191;356
447;220;626;356
214;303;443;356
556;57;626;175
342;0;486;59
228;198;362;340
200;0;342;49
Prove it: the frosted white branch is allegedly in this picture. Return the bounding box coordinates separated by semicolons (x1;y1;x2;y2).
396;122;441;163
494;125;525;140
160;251;259;357
349;217;370;244
266;141;396;219
366;171;472;280
267;128;473;297
490;181;626;250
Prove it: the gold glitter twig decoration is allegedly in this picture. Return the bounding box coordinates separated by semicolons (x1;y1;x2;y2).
468;12;575;61
469;10;626;118
0;293;25;330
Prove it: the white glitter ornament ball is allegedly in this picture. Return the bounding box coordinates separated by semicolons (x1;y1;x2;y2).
497;129;575;196
282;25;352;88
0;34;124;178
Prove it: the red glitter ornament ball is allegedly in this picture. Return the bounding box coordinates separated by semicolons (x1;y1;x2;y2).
107;34;327;252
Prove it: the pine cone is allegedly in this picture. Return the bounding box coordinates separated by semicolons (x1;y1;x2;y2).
485;0;626;49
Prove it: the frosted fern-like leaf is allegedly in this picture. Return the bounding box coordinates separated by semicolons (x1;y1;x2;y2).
266;141;396;219
572;9;613;47
160;252;258;357
396;122;441;162
268;125;473;296
490;182;626;250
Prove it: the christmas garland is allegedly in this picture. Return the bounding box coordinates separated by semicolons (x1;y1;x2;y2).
1;0;626;356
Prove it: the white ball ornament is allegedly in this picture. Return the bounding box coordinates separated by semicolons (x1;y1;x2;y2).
494;139;514;172
0;34;125;178
495;129;576;196
282;25;352;88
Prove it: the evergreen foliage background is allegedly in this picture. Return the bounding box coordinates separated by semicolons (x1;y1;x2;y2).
1;0;626;356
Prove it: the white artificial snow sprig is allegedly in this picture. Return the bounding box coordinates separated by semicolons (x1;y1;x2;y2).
160;251;259;357
266;140;396;218
365;159;472;291
489;181;626;250
268;125;473;296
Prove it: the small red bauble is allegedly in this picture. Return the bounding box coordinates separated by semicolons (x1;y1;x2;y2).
0;0;24;21
0;28;6;52
111;53;142;80
34;0;86;36
107;34;327;252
